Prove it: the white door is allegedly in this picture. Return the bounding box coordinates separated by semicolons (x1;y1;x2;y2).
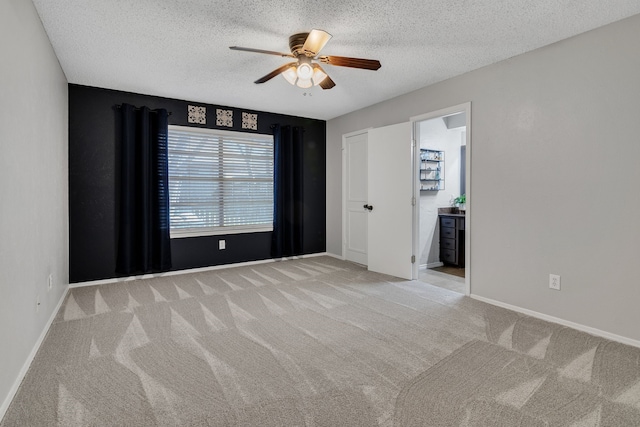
367;122;414;279
343;131;368;265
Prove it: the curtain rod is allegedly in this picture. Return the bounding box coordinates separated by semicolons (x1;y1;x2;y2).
115;104;173;116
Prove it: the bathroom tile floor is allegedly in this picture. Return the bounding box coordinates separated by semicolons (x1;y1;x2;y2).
418;267;466;294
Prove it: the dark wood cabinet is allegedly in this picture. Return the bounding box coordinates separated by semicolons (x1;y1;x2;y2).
439;214;465;267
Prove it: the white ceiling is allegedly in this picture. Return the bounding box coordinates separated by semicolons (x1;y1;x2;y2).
32;1;640;120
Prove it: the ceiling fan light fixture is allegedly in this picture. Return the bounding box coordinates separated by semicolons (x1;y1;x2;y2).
296;63;313;80
311;67;328;86
296;77;313;89
282;66;298;85
230;30;380;91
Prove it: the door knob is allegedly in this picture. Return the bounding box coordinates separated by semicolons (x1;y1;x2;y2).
363;204;373;211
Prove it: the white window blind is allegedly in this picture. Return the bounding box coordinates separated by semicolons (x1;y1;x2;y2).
167;125;274;237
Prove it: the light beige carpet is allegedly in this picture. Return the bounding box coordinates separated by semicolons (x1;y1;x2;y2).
2;257;640;426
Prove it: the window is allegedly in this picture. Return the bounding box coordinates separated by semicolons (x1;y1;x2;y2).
167;125;274;237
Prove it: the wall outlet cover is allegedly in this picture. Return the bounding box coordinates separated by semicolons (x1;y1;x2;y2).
549;274;561;290
219;240;226;250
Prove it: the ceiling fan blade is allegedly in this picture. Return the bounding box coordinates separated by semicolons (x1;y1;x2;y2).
319;75;336;90
302;29;332;56
229;46;295;58
319;55;381;70
254;62;297;84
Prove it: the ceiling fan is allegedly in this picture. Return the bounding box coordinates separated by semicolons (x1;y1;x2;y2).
229;29;381;90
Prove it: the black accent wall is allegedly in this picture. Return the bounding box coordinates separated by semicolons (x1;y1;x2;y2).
69;85;326;283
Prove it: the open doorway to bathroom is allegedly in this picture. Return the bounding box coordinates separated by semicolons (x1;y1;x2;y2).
413;108;468;294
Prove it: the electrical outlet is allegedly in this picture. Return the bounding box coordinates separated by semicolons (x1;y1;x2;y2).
549;274;561;291
48;274;53;291
219;240;226;250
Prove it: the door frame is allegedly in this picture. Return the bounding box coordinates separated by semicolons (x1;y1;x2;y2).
410;102;472;295
342;128;372;262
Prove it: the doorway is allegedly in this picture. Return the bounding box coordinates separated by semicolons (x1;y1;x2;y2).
341;123;413;280
340;103;471;291
342;130;369;265
411;103;471;295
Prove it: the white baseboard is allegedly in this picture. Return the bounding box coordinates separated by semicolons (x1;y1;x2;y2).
470;294;640;349
70;252;334;288
0;286;70;420
324;252;345;261
418;262;444;270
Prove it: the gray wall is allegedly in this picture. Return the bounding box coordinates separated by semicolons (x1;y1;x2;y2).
327;14;640;342
0;0;69;415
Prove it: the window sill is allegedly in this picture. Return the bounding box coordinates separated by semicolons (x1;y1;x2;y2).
170;226;273;239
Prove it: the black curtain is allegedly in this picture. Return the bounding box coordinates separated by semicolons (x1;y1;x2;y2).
271;124;304;258
116;104;172;275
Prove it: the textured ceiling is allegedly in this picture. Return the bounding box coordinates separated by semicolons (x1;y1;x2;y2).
32;1;640;120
